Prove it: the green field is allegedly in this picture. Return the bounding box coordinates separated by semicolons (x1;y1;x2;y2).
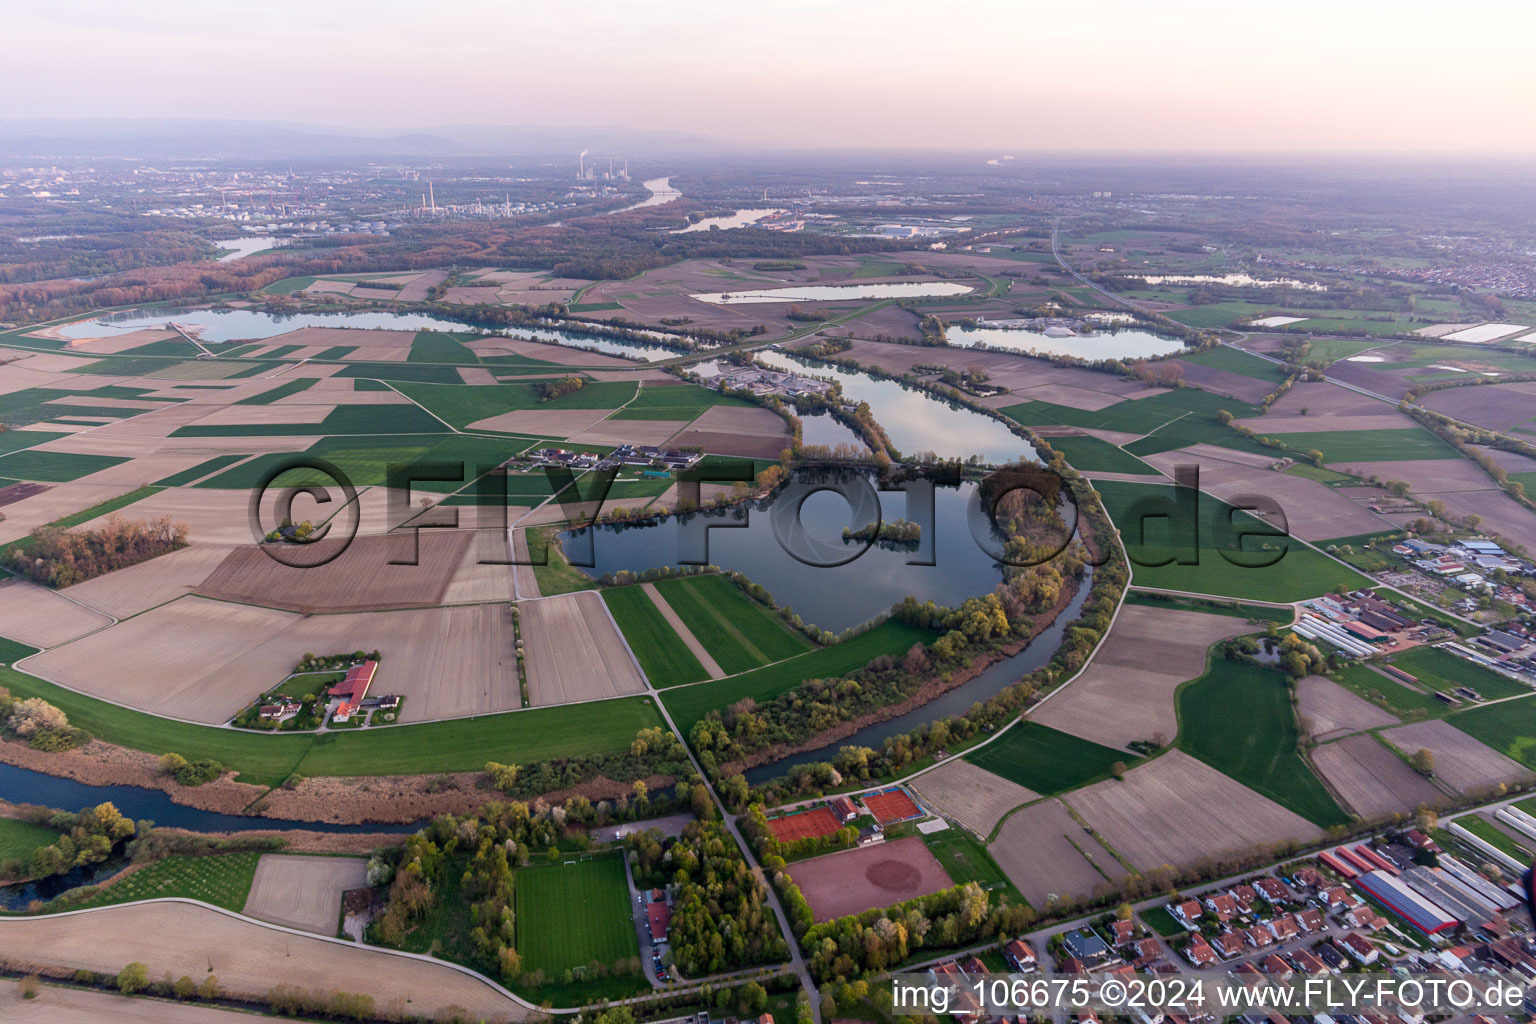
608;383;753;421
651;575;813;675
1178;346;1289;384
921;829;1021;904
1176;659;1349;827
153;454;251;487
1332;663;1438;718
1291;338;1385;366
43;486;161;530
236;378;317;405
1381;646;1528;701
395;380;637;432
408;332;479;365
1164;302;1271;329
1449;694;1536;769
966;722;1131;796
0;449;128;482
1284;463;1358;485
662;620;935;735
1259;428;1456;463
1092;479;1367;601
603;585;709;686
1043;435;1154;475
172;403;447;437
1122;590;1294;623
0;654;664;787
1002;389;1271;458
0;817;59;865
60;852;260;912
514;855;640;977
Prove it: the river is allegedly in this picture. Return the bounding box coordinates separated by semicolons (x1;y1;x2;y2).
744;566;1093;784
608;177;682;214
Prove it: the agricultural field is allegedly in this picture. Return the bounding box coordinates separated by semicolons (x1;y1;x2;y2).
602;584;710;685
1309;733;1442;818
1176;659;1349;827
1295;675;1398;742
1003;389;1272;459
1032;603;1256;750
1390;715;1532;791
1040;434;1155;475
1089;480;1367;600
649;574;812;675
514;855;639;979
1063;751;1321;871
660;619;934;734
965;722;1130;796
987;799;1125;908
0;902;527;1022
520;591;647;704
241;854;368;934
911;759;1038;837
1379;645;1529;701
62;852;261;912
1260;428;1457;463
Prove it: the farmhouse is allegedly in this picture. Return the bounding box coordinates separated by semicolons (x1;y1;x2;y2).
328;660;378;705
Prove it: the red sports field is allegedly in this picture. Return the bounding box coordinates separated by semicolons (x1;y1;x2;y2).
768;807;841;842
788;837;954;921
863;789;920;825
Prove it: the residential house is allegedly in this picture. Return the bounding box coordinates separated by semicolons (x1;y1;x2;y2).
1335;932;1378;965
1228;884;1258;913
1242;926;1274;950
1182;935;1217;967
1268;914;1301;942
1289;949;1328;975
1260;954;1293;979
1292;868;1325;891
1004;938;1037;973
1296;908;1324;933
1062;928;1113;968
1204;893;1240;922
1170;899;1204;928
1131;938;1162;966
1254;878;1290;904
1110;919;1137;945
1211;932;1245;960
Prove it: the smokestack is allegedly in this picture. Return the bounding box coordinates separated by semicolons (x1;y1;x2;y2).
428;180;435;213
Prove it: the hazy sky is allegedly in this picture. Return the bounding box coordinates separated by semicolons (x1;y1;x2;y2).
9;0;1536;153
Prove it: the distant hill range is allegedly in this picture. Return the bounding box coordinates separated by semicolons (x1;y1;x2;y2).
0;118;728;161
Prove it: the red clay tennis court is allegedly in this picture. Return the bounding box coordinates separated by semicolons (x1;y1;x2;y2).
767;806;842;842
862;789;921;825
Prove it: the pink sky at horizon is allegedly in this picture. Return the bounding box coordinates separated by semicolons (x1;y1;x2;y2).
9;0;1535;154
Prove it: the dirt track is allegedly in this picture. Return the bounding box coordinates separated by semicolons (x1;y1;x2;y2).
0;902;528;1022
641;583;724;677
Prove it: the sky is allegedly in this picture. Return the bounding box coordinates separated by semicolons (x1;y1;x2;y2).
9;0;1536;153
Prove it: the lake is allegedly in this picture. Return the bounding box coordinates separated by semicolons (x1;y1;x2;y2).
211;237;275;262
799;412;868;451
755;348;1036;465
56;308;486;343
691;282;973;304
950;324;1186;360
565;473;1004;633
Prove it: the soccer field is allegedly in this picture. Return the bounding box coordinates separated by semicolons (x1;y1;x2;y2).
515;854;639;976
